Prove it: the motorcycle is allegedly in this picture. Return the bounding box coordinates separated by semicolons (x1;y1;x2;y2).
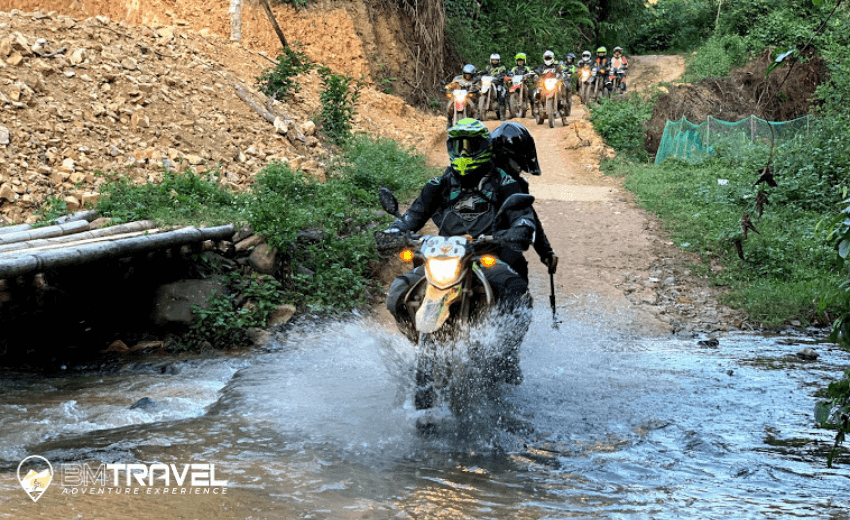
609;56;626;97
376;188;534;421
506;72;534;119
534;71;570;128
577;64;593;105
592;63;610;101
477;74;504;121
444;79;479;128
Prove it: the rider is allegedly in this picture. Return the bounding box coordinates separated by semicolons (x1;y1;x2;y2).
483;53;509;120
491;122;558;281
591;46;613;93
532;50;568;115
382;118;535;383
510;53;533;115
445;64;479;126
560;52;577;92
611;46;629;92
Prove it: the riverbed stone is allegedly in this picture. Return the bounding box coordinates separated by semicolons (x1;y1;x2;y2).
268;303;296;327
151;279;224;326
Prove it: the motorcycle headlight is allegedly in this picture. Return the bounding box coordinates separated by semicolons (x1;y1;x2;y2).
425;257;462;288
453;90;467;101
544;78;557;91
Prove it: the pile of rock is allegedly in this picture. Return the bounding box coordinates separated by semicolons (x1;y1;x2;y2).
0;9;446;225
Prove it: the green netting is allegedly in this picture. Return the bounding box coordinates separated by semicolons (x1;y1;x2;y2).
655;115;814;164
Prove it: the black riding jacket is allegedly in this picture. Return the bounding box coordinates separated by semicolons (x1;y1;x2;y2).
393;164;535;244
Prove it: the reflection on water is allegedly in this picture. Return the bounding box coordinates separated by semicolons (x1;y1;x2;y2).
1;308;849;518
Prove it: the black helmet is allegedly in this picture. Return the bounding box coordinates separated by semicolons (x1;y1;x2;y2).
491;122;541;176
565;53;576;62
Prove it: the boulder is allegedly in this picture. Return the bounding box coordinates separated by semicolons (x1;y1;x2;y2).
248;243;277;274
268;304;296;327
151;279;225;326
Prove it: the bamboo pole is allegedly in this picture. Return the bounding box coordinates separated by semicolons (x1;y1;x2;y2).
0;225;235;279
0;221;156;254
0;210;97;236
1;229;164;257
0;220;90;246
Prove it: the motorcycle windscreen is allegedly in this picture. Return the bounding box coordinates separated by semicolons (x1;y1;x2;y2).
415;283;463;333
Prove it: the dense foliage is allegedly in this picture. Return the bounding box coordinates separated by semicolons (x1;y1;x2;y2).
317;66;364;146
96;137;437;314
589;95;653;161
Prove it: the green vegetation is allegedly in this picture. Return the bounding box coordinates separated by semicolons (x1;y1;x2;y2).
317;66;364;146
96;168;244;227
191;272;282;347
95;137;436;314
589;95;653;161
445;0;593;68
256;44;314;101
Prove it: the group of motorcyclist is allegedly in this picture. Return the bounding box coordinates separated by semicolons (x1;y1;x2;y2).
444;46;629;127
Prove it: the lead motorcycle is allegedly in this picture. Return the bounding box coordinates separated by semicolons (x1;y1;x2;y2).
375;188;534;422
534;70;570;128
477;74;505;121
577;63;593;105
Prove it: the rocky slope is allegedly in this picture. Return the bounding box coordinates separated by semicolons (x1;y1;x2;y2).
0;8;445;224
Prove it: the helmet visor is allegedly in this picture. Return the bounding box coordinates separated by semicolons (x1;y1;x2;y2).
448;136;489;159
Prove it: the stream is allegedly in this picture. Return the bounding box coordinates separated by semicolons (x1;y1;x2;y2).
1;300;848;519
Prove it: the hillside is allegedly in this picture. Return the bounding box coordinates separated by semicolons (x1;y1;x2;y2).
0;4;445;224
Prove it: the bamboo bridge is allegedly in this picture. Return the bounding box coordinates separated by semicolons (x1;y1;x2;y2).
0;211;234;280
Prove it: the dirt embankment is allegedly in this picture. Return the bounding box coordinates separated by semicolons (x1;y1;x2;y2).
0;3;446;224
646;50;825;153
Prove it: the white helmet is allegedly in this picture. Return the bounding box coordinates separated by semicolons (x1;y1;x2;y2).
490;53;501;66
543;50;555;66
582;50;591;60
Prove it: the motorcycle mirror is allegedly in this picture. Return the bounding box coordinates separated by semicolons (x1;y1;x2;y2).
378;187;402;218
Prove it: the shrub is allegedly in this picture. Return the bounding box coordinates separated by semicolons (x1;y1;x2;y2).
589;94;654;161
318;66;363;146
256;44;314;101
682;34;754;82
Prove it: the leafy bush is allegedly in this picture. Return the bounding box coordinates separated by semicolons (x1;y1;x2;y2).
96;168;244;226
682;34;754;82
191;272;282;347
318;66;363;146
245;137;438;309
626;0;716;54
256;44;314;101
589;94;654;160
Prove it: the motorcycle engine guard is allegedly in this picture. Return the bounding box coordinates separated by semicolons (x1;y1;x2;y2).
415;283;463;333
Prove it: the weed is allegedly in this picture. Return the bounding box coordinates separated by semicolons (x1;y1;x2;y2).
256;43;314;101
32;196;68;227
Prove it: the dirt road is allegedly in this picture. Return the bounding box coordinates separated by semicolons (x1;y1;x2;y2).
422;55;747;335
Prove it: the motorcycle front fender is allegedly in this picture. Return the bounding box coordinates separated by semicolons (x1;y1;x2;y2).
415;283;463;333
454;100;466;111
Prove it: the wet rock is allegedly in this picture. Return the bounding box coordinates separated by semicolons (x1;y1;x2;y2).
268;303;296;327
246;327;271;346
129;397;159;411
102;339;129;352
795;348;819;361
151;279;225;326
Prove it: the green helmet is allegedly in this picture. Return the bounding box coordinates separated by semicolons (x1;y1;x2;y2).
447;118;492;181
515;52;527;62
596;46;607;55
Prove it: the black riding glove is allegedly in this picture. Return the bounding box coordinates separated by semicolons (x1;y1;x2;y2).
494;226;533;250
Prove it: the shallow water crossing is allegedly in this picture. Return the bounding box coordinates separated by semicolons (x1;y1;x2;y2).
1;305;849;519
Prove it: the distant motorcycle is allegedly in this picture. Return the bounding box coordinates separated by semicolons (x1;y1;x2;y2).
506;72;534;118
534;71;570;128
477;75;504;121
577;64;593;104
444;79;478;127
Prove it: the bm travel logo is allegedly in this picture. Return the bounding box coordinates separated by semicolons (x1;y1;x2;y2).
17;455;228;501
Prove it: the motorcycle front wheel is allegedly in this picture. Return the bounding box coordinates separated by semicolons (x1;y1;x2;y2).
546;97;555;128
478;94;488;121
